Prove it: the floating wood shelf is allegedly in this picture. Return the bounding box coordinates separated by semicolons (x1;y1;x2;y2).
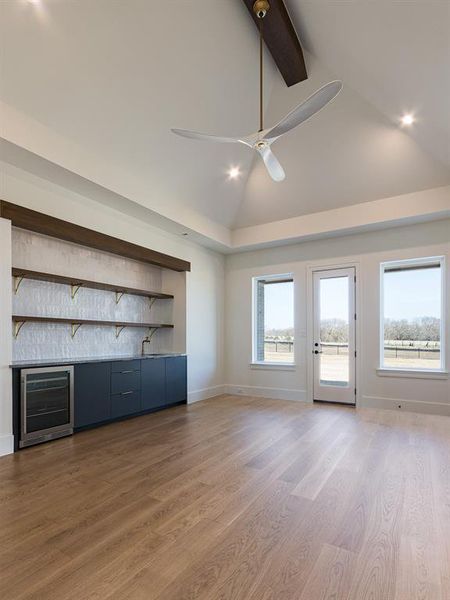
12;315;173;339
12;268;174;302
2;201;190;272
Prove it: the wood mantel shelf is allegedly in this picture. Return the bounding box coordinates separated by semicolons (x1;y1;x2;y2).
1;201;190;272
12;268;174;301
12;315;173;339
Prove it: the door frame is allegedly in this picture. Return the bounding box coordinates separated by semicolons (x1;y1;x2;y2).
306;260;361;406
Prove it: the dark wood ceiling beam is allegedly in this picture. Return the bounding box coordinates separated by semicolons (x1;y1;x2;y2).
241;0;307;87
0;201;191;272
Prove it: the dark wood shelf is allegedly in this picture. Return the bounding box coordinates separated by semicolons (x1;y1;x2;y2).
12;316;173;328
12;268;174;300
12;315;173;339
2;201;190;272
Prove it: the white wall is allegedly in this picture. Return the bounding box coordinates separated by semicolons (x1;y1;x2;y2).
0;165;226;455
225;219;450;415
0;219;13;456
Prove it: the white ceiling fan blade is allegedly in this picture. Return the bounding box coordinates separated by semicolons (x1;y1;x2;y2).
265;80;342;140
171;128;246;145
258;145;285;182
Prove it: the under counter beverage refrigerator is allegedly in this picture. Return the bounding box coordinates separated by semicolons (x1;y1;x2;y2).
20;366;74;448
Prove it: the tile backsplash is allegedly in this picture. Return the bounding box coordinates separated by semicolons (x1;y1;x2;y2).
12;229;173;360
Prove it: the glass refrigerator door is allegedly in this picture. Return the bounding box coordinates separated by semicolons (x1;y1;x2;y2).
25;371;71;434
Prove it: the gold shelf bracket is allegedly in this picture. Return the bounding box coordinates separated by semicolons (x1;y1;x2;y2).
71;323;82;338
147;327;158;342
13;320;26;339
14;276;24;295
71;284;82;300
115;325;126;339
115;291;124;304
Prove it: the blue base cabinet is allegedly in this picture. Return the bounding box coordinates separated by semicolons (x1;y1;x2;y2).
74;356;186;431
74;362;111;428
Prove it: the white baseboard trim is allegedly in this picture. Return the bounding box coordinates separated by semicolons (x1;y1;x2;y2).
188;385;228;404
221;388;450;415
225;384;308;403
360;395;450;417
0;434;14;458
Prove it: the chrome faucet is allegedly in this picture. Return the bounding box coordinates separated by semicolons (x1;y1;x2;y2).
142;336;151;356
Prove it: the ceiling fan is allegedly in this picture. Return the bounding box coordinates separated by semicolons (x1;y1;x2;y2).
172;0;342;182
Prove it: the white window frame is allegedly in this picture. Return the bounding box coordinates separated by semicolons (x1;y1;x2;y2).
379;256;446;376
251;273;295;368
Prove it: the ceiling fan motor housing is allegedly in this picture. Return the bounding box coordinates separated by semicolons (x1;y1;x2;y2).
253;0;270;19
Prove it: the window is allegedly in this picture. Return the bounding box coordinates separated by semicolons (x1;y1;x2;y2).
253;274;294;364
380;257;445;371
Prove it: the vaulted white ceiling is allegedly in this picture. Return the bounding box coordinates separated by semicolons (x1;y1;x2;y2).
1;0;449;250
289;0;450;168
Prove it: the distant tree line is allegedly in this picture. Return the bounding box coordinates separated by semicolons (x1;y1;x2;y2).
319;317;440;343
267;317;440;344
266;327;294;340
384;317;440;342
320;319;348;343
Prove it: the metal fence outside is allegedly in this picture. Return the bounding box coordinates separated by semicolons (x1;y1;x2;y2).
264;340;440;361
264;340;294;354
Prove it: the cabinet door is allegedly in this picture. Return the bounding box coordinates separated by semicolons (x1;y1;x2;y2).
141;359;166;411
165;356;187;406
74;362;111;428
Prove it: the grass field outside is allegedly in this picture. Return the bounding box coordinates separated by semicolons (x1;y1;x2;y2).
264;340;440;376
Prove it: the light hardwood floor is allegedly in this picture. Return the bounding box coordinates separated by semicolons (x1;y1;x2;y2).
1;395;449;599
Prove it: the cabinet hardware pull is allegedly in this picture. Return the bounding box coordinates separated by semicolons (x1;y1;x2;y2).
121;391;133;395
120;370;133;374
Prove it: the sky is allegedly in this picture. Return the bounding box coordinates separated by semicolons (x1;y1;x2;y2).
384;267;441;320
264;267;441;331
264;281;294;330
320;277;349;321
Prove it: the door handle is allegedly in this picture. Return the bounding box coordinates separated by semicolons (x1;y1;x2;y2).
313;350;323;354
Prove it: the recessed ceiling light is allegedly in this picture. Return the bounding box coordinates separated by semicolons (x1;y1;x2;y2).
228;167;241;180
401;114;415;126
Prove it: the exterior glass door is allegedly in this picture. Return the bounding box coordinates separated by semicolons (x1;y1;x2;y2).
313;268;356;404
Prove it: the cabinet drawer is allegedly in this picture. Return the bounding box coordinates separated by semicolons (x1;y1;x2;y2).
111;371;140;394
111;360;141;374
111;390;141;418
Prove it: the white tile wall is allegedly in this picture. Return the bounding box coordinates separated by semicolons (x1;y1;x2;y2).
12;229;174;360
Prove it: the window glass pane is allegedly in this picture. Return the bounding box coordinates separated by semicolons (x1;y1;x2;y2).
255;278;294;363
383;263;441;369
319;276;349;385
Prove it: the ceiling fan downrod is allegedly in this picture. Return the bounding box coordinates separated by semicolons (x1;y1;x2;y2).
253;1;270;132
